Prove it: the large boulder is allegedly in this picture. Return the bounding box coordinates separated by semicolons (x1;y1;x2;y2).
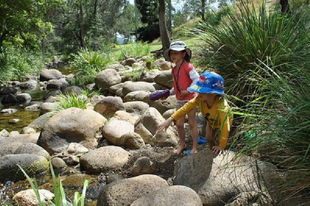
0;133;40;157
14;142;50;159
0;154;49;182
94;96;124;118
131;185;203;206
79;146;129;174
37;108;106;154
122;81;155;97
136;107;178;147
95;69;122;92
154;70;173;88
96;174;169;206
39;68;63;81
174;149;275;205
102;118;134;146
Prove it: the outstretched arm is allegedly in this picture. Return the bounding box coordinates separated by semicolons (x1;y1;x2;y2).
157;117;174;132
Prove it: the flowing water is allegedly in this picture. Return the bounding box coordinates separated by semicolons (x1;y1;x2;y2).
0;66;71;133
0;66;103;205
0;88;44;133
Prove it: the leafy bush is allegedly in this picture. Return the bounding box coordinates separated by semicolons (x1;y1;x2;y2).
0;46;44;84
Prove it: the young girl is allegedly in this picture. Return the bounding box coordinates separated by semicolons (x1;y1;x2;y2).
163;41;200;155
157;72;233;155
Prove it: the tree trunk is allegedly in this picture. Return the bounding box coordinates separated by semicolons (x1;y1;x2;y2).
158;0;170;55
78;2;85;49
168;0;172;34
0;30;8;47
201;0;205;21
280;0;290;13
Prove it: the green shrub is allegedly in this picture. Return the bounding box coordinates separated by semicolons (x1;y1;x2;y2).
0;46;44;83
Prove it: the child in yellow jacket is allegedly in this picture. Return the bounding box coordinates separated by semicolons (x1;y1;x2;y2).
157;72;233;154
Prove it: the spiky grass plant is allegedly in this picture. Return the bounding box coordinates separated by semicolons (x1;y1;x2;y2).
232;63;310;201
18;161;89;206
195;0;310;99
54;93;89;112
70;49;114;85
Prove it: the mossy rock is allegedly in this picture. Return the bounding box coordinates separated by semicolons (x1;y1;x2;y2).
0;154;49;182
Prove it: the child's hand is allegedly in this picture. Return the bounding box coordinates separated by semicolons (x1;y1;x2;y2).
157;121;170;132
157;117;174;132
180;90;189;98
212;146;223;155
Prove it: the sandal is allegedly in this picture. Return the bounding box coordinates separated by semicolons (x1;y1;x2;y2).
186;150;198;155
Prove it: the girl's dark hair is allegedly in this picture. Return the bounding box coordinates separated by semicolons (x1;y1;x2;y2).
184;53;191;62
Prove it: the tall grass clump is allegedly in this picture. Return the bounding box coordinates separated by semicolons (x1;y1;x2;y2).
0;46;44;84
70;49;114;85
233;64;310;201
54;93;89;112
195;0;310;99
18;161;88;206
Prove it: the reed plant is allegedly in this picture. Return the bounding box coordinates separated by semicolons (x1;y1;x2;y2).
18;161;89;206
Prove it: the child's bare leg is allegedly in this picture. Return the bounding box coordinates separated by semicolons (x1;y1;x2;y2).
206;122;215;150
188;108;198;153
174;117;186;155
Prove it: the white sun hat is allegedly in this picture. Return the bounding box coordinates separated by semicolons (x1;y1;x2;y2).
163;41;192;62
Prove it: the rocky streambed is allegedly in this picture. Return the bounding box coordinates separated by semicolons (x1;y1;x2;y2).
0;58;302;205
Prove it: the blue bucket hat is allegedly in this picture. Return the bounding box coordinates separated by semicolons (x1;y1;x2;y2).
188;72;225;96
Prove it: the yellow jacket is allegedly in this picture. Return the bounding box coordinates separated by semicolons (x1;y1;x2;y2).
171;96;233;148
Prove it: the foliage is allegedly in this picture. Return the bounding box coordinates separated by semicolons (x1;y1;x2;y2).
69;49;114;85
195;0;310;99
54;93;89;112
0;46;44;83
114;4;140;39
0;0;62;49
135;0;160;42
233;64;310;197
50;0;130;54
18;161;89;206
